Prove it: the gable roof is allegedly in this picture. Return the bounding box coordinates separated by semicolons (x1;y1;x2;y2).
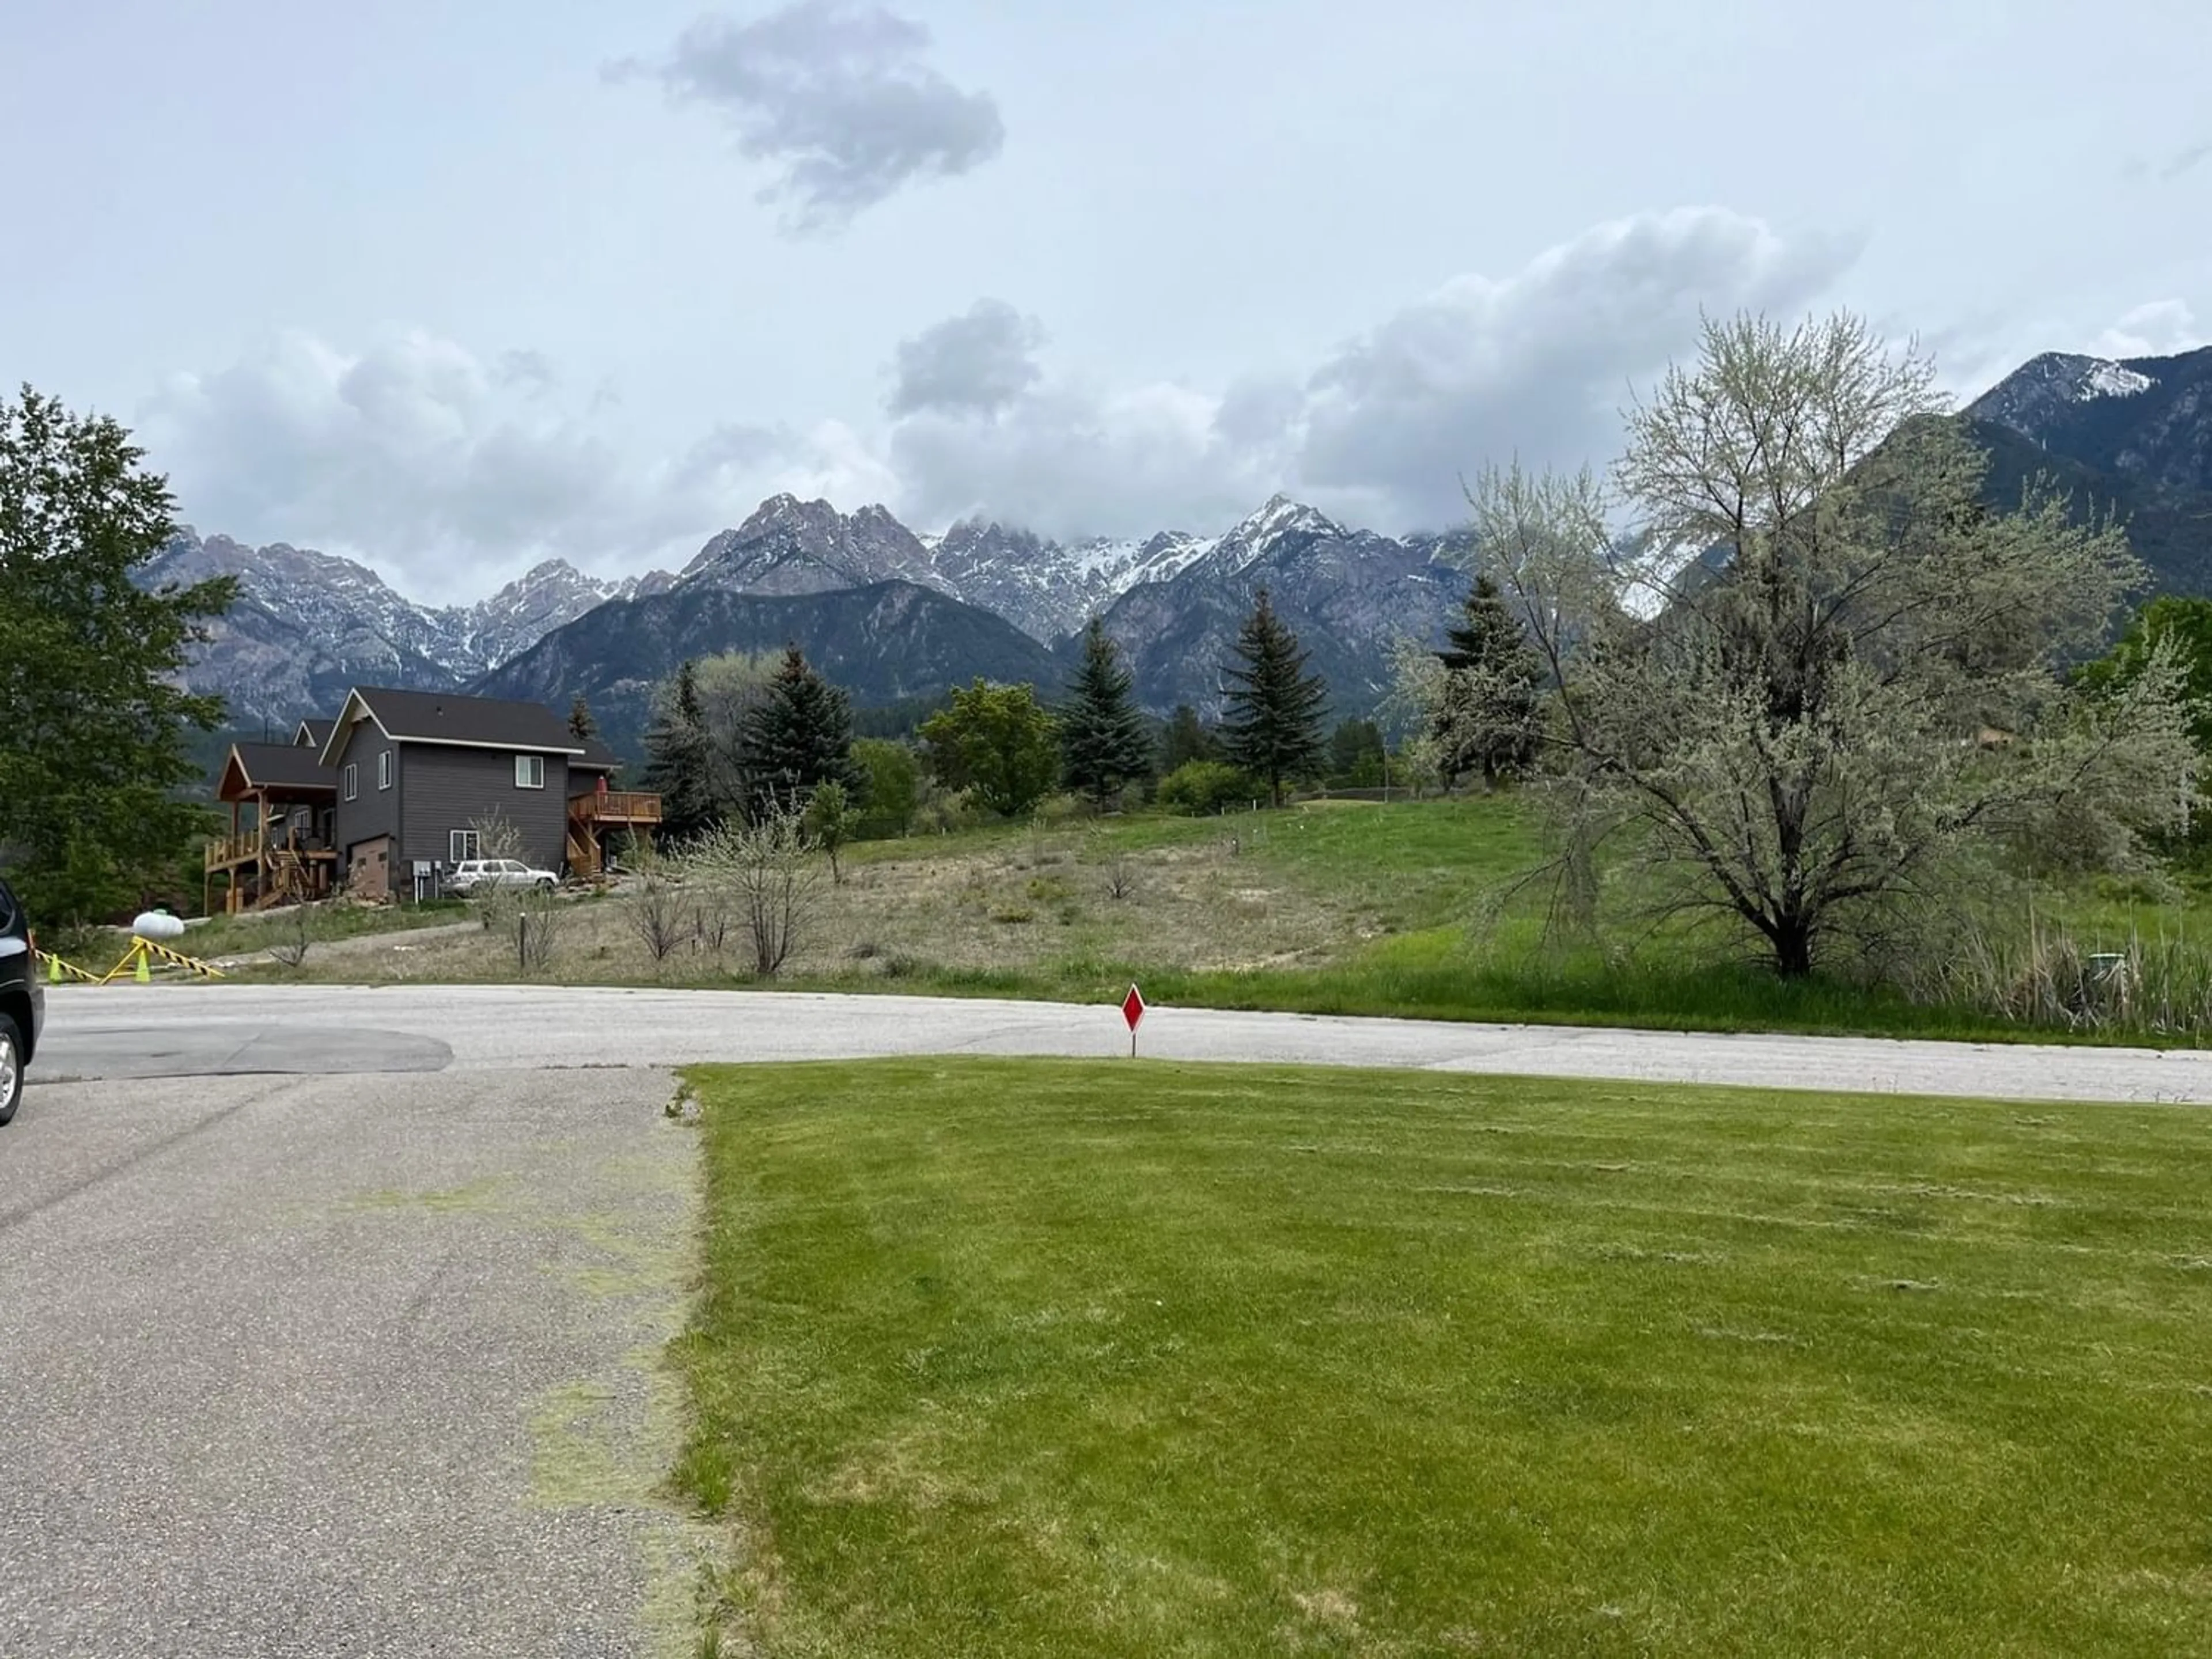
294;718;335;749
219;741;338;801
319;686;586;767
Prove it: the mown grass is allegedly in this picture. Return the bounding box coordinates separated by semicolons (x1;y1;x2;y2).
671;1058;2212;1656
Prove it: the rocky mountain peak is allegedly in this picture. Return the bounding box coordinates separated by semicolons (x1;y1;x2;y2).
680;495;934;598
1969;350;2165;441
1213;495;1346;573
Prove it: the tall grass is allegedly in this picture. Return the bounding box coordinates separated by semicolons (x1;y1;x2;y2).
1899;912;2212;1040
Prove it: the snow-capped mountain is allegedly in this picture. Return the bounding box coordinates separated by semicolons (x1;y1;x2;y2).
162;334;2212;752
150;494;1475;734
1965;342;2212;590
140;531;663;726
1092;495;1469;715
1967;350;2161;437
919;519;1217;641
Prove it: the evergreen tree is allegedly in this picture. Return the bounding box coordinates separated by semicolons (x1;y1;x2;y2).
1326;718;1387;787
1160;703;1215;772
0;388;236;922
567;694;597;744
642;659;715;840
740;643;859;816
1433;575;1544;787
1059;619;1154;808
1219;588;1328;807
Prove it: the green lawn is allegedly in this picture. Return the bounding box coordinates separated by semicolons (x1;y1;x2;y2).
671;1059;2212;1656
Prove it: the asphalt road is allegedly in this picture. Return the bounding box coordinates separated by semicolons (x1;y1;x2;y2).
31;979;2212;1102
10;980;2212;1655
0;1067;703;1658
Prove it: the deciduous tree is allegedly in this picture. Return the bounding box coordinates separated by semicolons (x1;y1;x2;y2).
921;680;1060;818
1470;310;2193;978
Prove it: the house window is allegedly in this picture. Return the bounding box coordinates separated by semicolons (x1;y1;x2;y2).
343;763;358;801
450;830;479;862
515;753;546;790
378;749;393;790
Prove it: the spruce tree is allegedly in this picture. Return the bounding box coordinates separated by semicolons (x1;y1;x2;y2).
1434;575;1543;786
1160;704;1215;771
567;694;597;744
1059;619;1154;808
740;643;859;816
642;659;715;839
1219;588;1329;808
0;388;236;922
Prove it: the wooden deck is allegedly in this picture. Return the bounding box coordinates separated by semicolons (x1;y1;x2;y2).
568;790;663;826
566;790;663;878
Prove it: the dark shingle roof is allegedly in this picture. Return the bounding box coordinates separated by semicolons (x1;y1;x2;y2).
295;718;335;749
574;736;621;771
345;687;584;754
229;742;337;793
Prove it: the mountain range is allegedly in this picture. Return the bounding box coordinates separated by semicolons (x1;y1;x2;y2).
149;343;2212;763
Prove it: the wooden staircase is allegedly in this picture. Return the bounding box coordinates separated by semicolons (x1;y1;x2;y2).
254;847;314;910
566;827;600;878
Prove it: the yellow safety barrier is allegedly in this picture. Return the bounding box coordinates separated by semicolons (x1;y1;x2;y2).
96;935;226;985
34;949;103;985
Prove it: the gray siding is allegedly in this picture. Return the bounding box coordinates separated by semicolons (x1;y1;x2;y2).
329;721;397;857
398;745;571;874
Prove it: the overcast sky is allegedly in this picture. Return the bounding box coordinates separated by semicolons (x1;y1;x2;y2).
3;0;2207;600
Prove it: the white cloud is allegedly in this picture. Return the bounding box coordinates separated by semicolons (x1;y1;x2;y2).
881;207;1863;538
613;2;1003;234
139;328;882;599
2089;300;2204;361
141;209;1869;599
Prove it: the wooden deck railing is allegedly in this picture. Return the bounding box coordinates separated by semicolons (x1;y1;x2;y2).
205;830;263;871
569;790;663;824
204;827;336;870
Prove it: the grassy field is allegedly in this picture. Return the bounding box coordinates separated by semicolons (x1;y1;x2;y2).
671;1059;2212;1656
226;795;2212;1044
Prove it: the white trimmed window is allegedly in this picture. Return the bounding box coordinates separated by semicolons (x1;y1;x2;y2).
343;763;358;801
378;749;393;790
514;753;546;790
450;830;479;862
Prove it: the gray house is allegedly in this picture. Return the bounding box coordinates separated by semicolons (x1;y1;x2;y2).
317;687;628;902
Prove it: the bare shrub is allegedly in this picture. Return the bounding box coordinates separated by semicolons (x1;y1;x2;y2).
510;883;565;974
267;904;323;970
465;810;531;933
690;800;822;976
621;834;686;965
1104;854;1137;902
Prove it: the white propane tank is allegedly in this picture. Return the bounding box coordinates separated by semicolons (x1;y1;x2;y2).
133;908;188;941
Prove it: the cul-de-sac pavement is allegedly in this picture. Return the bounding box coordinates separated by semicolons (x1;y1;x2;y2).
9;984;2212;1655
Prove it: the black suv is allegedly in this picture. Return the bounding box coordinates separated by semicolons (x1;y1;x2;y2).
0;876;44;1125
